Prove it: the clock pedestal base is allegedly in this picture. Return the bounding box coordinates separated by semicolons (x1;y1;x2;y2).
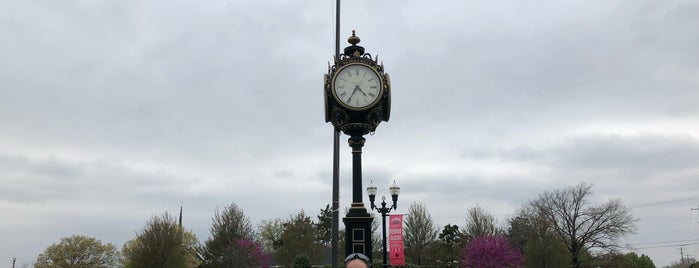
344;208;373;260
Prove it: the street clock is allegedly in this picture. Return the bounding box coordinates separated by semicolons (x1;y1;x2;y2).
325;31;391;136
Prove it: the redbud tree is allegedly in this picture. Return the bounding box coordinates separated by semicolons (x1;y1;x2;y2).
460;235;523;268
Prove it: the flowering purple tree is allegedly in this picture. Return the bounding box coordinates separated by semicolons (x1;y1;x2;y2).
460;235;523;268
234;238;272;268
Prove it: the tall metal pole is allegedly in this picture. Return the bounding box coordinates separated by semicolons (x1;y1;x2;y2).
331;1;341;267
332;131;340;267
381;204;388;268
335;0;341;62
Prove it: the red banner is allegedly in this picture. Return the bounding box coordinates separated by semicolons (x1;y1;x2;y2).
389;214;405;266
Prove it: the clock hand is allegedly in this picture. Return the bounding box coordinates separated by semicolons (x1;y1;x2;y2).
347;86;360;102
356;85;368;97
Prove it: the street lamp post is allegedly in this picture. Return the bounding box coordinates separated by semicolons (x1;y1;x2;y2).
367;180;400;268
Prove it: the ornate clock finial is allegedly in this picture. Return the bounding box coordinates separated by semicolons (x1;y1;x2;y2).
344;30;365;57
348;30;360;45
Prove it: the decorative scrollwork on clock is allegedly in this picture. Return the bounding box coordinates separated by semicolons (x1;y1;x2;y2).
331;107;349;126
366;107;384;127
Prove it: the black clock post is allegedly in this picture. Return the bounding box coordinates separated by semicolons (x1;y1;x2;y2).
324;31;391;263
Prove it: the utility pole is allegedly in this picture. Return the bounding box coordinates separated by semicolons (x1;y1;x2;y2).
678;247;686;267
688;205;699;268
692;204;699;268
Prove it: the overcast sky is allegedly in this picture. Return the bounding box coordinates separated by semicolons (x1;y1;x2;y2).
2;0;699;267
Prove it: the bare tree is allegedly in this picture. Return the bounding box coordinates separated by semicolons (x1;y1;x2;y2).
463;204;502;241
403;202;438;266
529;182;638;268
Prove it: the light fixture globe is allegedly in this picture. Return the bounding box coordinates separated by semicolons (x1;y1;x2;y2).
389;180;400;209
389;180;400;196
367;182;378;208
367;185;378;197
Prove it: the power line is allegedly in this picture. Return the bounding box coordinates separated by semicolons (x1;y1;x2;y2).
630;196;699;208
632;242;699;250
629;239;699;246
624;239;699;250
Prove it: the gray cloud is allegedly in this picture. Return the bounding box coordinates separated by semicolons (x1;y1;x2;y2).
549;134;699;172
481;134;699;173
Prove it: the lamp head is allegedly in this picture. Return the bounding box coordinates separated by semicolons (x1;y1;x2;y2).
367;181;377;209
389;180;400;209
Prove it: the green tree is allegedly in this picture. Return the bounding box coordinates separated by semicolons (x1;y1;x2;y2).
522;223;569;267
436;224;462;267
316;204;333;247
259;218;285;253
34;235;118;268
200;202;261;268
272;210;324;266
529;183;638;268
506;214;529;252
122;212;199;268
631;253;656;268
292;253;312;268
590;252;655;268
403;202;438;266
507;207;569;268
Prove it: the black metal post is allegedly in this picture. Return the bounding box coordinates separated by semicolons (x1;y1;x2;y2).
350;135;364;206
332;2;341;268
381;199;389;268
344;134;373;260
332;128;340;268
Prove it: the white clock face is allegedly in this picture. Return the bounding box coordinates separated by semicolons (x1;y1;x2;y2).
333;64;382;109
